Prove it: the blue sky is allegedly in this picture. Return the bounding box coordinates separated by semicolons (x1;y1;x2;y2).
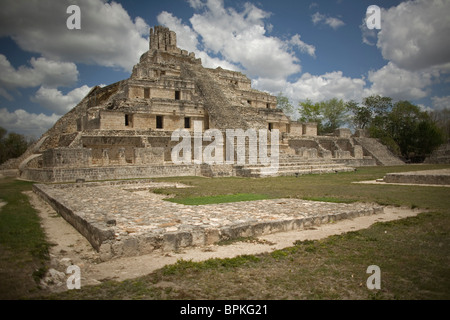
0;0;449;138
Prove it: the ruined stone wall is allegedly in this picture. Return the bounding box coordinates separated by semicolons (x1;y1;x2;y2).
302;123;318;136
133;147;165;165
81;136;143;165
289;123;303;136
22;164;200;183
210;67;252;91
42;148;92;168
99;111;130;130
127;82;195;101
242;91;277;109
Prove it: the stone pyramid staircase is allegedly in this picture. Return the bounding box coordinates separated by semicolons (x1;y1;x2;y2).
354;137;404;166
234;153;355;178
182;63;267;130
424;140;450;164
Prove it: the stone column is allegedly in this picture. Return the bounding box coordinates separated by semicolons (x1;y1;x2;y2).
102;149;109;166
118;148;126;165
134;148;143;165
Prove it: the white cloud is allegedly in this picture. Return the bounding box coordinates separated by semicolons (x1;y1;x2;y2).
360;17;378;46
187;0;205;10
0;0;149;72
159;0;311;81
418;104;434;113
254;71;366;105
31;85;92;115
157;11;199;53
365;62;436;101
311;12;345;29
0;54;78;91
377;0;450;71
156;11;240;71
0;108;60;138
253;71;365;121
289;34;316;58
432;96;450;110
0;88;13;101
289;71;366;103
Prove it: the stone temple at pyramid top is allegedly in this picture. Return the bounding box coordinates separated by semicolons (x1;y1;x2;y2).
149;26;178;52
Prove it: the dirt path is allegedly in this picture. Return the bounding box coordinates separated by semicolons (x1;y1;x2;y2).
26;191;424;292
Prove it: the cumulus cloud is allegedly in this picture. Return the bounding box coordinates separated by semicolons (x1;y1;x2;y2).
364;62;439;101
432;96;450;110
376;0;450;71
286;72;366;103
156;11;240;72
0;108;60;138
358;0;450;107
311;12;345;29
0;0;149;72
188;0;301;79
157;11;199;53
0;54;78;91
254;71;366;107
31;85;92;115
158;0;316;81
289;34;316;58
360;17;378;46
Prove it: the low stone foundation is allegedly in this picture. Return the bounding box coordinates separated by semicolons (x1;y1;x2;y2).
33;180;384;261
22;164;200;183
383;169;450;185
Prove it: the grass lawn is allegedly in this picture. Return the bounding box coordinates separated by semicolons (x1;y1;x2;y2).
0;178;51;299
1;164;449;300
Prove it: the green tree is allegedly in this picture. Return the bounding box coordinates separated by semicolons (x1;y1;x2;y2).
0;127;32;165
276;92;295;118
347;95;393;130
320;98;349;134
346;100;371;129
298;98;348;135
0;127;6;141
429;108;450;139
298;99;324;133
370;101;445;162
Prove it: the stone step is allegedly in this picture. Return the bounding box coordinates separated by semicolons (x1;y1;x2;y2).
242;166;354;178
236;161;355;177
241;162;348;170
272;167;354;176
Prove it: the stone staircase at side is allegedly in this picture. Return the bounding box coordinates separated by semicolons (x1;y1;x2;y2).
234;153;355;178
353;137;404;166
424;140;450;164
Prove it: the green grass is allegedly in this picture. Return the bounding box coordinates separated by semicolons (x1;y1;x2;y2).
47;210;450;300
152;164;450;211
1;164;450;300
165;193;270;205
0;178;51;299
301;196;358;204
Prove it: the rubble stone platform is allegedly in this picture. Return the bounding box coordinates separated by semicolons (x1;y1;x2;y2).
33;179;384;261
